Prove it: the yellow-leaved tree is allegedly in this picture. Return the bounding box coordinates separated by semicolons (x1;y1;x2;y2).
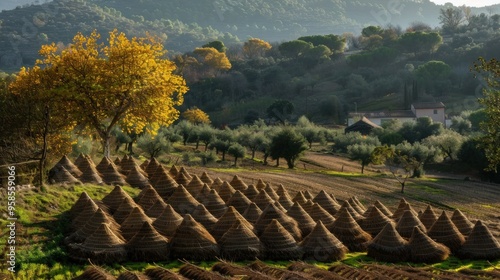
21;29;188;157
182;107;211;124
243;38;272;59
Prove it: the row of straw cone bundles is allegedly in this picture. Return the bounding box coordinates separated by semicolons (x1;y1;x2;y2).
63;165;500;263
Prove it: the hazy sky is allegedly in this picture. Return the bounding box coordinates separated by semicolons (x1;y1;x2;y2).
431;0;500;7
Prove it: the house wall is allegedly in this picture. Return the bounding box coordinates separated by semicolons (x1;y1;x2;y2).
414;108;445;125
347;117;415;126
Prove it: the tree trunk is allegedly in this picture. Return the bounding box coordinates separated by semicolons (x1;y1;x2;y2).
361;164;365;174
401;182;405;193
101;132;111;158
263;153;269;165
39;105;49;187
251;149;256;159
222;151;226;161
276;158;280;167
287;159;294;169
234;157;238;166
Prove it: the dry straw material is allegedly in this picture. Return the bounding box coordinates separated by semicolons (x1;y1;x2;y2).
145;199;167;219
367;223;409;262
202;189;228;218
408;226;450;263
312;190;341;216
191;204;218;230
66;208;122;244
96;157;113;175
226;190;252;214
253;190;275;210
292;191;308;205
126;221;169;261
255;178;267;190
255;203;302;241
373;200;393;217
308;203;336;225
125;165;150;189
259;219;303;261
178;263;226;280
242;202;263;224
152;204;183;238
73;265;116;280
145;157;161;177
300;221;348;262
69;223;126;263
211;177;224;189
451;209;474;236
335;201;364;223
71;197;100;230
166;185;201;215
286;202;316;236
200;171;214;185
117;271;150;280
211;206;254;241
168;164;179;178
248;260;310;280
302;190;313;200
54;155;83;177
418;205;438;230
360;206;395;237
136;185;163;211
170;215;219;261
218;220;262;261
186;174;205;196
276;184;294;210
140;159;150;171
229;175;248;191
175;171;191;186
427;211;465;253
113;196;139;224
457;220;500;260
79;158;104;184
328;207;372;252
194;183;212;203
151;166;178;199
144;267;184;280
212;261;273;280
50;165;81;185
348;197;366;215
120;207;153;241
217;181;236;202
102;162;127;186
264;183;280;201
243;184;260;200
396;210;427;239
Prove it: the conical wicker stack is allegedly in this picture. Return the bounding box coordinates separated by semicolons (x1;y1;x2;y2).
242;203;263;224
114;157;121;166
427;211;465;253
217;181;236;202
286;202;316;236
211;206;254;241
352;196;367;212
219;220;262;261
300;221;348;262
360;206;395;237
74;153;89;171
145;199;167;219
301;200;315;214
312;190;341;216
451;209;474;236
178;166;192;179
226;190;252;214
229;175;248;192
69;223;126;263
120;207;153;241
191;204;218;230
73;265;116;280
276;184;294;210
211;177;224;189
194;183;212;203
149;165;167;186
255;203;302;241
126;221;169;261
50;165;81;184
259;219;303;261
168;165;179;178
152;204;183;238
200;171;214;185
418;205;438;230
302;190;313;200
374;200;393;217
79;158;104;184
66;208;122;244
392;199;413;220
457;220;500;260
395;210;427;239
202;189;228;219
102;162;127;186
328;207;372;252
292;191;308;205
274;201;287;213
166;185;201;215
264;184;280;201
72;198;100;230
54;155;83;176
145;157;161;178
96;157;113;175
120;156;140;175
140;159;150;171
348;197;366;216
253;190;275;210
169;214;219;261
186;174;205;196
255;178;267;190
335;201;365;223
408;226;450;263
367;223;409;262
308;203;336;225
126;165;150;189
244;184;260;200
113;196;140;224
136;186;163;211
174;171;191;186
151;167;178;200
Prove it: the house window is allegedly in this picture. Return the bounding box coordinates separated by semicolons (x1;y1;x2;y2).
433;109;438;114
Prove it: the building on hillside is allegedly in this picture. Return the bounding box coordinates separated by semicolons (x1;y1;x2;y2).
344;116;381;135
347;102;446;127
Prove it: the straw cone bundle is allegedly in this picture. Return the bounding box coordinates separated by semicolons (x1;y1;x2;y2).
113;196;140;224
166;185;201;215
144;267;184;280
255;203;302;241
219;220;262;261
302;190;313;200
255;178;267;190
352;196;367;212
74;153;89;171
300;221;348;262
151;167;178;200
96;157;113;174
253;190;275;210
451;209;474;236
170;215;219;261
191;204;218;230
119;156;135;175
286;202;316;236
457;220;500;260
178;166;192;179
242;203;263;224
66;208;122;244
114;157;121;166
312;190;341;216
50;165;81;185
145;199;167;219
348;197;366;215
292;191;308;205
408;226;450;263
229;175;248;191
367;223;409;262
335;201;365;223
79;158;104;184
178;263;226;280
145;157;161;177
126;221;169;261
211;177;224;189
328;207;372;252
211;206;254;241
140;159;150;171
217;181;236;202
244;184;260;200
149;165;167;186
263;184;280;201
152;204;183;238
120;207;153;241
259;219;303;260
301;200;314;214
73;265;116;280
168;165;179;178
226;190;252;214
360;206;395;237
308;203;336;225
202;189;228;218
418;205;438;230
55;155;83;176
427;211;465;253
102;162;127;186
374;200;393;217
200;171;214;185
136;186;163;211
126;165;150;189
72;197;100;230
194;183;212;203
276;184;294;210
185;174;205;196
69;223;126;263
274;201;288;213
393;202;419;223
395;210;427;239
117;271;150;280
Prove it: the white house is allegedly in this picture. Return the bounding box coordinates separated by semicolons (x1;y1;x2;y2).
347;102;447;127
